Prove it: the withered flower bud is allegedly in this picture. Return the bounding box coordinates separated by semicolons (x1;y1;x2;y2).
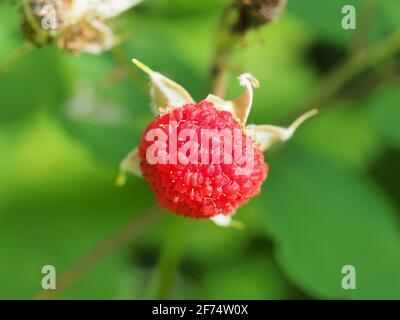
21;0;142;54
22;0;68;46
233;0;287;34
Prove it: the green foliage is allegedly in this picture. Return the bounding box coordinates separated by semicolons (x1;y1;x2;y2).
288;0;360;45
261;146;400;299
0;48;71;123
288;0;400;46
297;104;382;171
0;0;399;300
365;85;400;148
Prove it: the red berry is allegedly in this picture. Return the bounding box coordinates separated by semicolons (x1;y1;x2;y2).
138;101;268;218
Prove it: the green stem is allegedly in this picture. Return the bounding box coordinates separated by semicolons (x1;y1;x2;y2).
349;0;377;54
146;218;185;300
299;31;400;113
209;3;241;97
208;0;286;97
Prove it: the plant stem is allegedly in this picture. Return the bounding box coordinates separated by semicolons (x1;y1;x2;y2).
34;207;165;300
209;0;287;97
209;3;240;97
146;218;185;300
298;31;400;113
349;0;377;54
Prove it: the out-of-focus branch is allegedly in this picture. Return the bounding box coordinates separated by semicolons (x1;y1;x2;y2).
298;31;400;113
35;207;165;300
349;0;377;54
146;218;185;300
209;0;287;97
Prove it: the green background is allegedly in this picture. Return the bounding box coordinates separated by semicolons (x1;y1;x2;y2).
0;0;399;299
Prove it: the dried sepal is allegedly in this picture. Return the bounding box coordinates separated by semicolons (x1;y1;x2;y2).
22;0;64;46
132;59;195;114
248;109;318;151
233;73;260;124
117;147;142;187
22;0;141;54
204;94;235;116
211;213;245;230
206;73;259;124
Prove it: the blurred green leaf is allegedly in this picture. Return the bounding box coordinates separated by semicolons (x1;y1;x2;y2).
365;84;400;148
261;146;400;299
53;53;148;164
0;113;154;299
297;104;382;171
201;253;300;299
144;0;228;17
240;17;317;123
0;205;130;299
0;2;24;61
287;0;361;46
0;47;71;124
288;0;400;47
379;0;400;25
122;19;205;99
183;220;250;266
370;1;400;42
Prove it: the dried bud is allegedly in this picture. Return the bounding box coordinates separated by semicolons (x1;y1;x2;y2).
233;0;287;34
22;0;68;46
21;0;142;54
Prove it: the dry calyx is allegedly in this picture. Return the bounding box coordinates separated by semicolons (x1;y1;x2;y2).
22;0;142;54
233;0;287;34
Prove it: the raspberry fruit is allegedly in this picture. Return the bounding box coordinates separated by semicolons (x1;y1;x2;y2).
138;101;269;218
119;59;317;227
